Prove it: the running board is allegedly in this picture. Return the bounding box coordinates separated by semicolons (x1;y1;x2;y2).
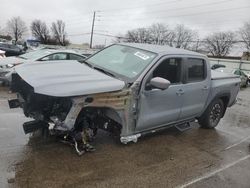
175;122;192;132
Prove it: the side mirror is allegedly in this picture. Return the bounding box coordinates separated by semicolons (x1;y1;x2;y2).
150;77;171;90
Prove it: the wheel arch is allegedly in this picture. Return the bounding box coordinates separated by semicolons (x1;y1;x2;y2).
74;106;123;131
201;92;230;119
211;93;230;118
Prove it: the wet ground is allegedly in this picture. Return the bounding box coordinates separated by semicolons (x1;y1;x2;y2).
0;86;250;188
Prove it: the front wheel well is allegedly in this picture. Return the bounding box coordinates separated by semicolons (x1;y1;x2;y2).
74;107;122;135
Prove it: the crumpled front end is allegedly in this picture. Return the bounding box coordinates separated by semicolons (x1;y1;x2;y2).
9;73;137;155
10;74;72;125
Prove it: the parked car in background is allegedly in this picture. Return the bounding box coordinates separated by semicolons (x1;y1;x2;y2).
0;43;24;57
211;64;226;70
0;67;11;86
9;43;240;155
243;71;250;83
215;68;248;87
0;50;7;85
0;50;5;58
0;49;87;86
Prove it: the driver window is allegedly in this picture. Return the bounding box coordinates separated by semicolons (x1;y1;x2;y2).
152;58;182;84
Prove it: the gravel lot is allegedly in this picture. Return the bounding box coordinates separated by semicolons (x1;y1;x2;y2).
0;85;250;188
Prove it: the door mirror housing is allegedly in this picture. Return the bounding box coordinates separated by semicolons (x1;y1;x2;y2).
150;77;171;90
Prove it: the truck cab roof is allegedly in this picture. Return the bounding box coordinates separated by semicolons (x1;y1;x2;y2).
119;43;206;57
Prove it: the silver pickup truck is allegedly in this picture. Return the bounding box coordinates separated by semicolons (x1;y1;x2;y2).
9;43;241;155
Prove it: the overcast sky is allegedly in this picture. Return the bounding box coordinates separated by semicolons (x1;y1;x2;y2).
0;0;250;46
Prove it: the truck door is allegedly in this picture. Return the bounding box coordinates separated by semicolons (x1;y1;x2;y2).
136;57;184;132
178;58;210;120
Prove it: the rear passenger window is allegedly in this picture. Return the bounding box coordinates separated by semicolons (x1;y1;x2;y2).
187;58;205;82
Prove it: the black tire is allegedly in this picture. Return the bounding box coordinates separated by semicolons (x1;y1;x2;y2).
199;99;224;129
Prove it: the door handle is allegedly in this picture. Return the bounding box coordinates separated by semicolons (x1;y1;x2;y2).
202;86;209;90
176;89;185;96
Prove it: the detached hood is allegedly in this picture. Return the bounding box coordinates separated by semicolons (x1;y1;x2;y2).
15;61;125;97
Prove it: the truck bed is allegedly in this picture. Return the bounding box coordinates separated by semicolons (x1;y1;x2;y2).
211;70;239;80
209;70;240;107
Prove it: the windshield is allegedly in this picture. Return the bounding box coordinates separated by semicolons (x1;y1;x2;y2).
86;44;157;81
19;49;52;60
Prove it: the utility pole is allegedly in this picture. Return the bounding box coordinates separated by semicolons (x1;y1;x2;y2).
90;11;96;49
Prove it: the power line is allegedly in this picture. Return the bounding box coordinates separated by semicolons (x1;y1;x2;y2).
68;32;90;37
100;5;250;22
66;18;249;41
67;16;249;37
46;0;180;24
94;17;249;29
82;32;250;44
101;0;234;17
99;0;182;12
94;32;128;39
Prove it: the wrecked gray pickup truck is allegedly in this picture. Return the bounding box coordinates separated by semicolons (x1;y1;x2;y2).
9;43;241;155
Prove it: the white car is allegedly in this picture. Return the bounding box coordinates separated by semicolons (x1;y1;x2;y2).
0;49;87;85
0;50;5;59
243;71;250;83
215;68;248;87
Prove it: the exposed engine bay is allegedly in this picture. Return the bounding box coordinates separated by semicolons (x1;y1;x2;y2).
9;73;129;155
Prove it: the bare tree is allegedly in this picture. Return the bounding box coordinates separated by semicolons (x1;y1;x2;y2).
171;24;197;49
204;31;236;57
112;33;128;43
124;24;174;44
51;20;69;46
239;22;250;50
7;17;27;44
148;23;174;45
122;23;197;49
31;20;50;44
125;27;151;43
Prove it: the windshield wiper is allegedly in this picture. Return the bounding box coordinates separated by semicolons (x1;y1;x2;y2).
80;60;92;67
93;66;116;78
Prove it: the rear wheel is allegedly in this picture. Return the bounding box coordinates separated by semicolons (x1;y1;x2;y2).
199;99;224;129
